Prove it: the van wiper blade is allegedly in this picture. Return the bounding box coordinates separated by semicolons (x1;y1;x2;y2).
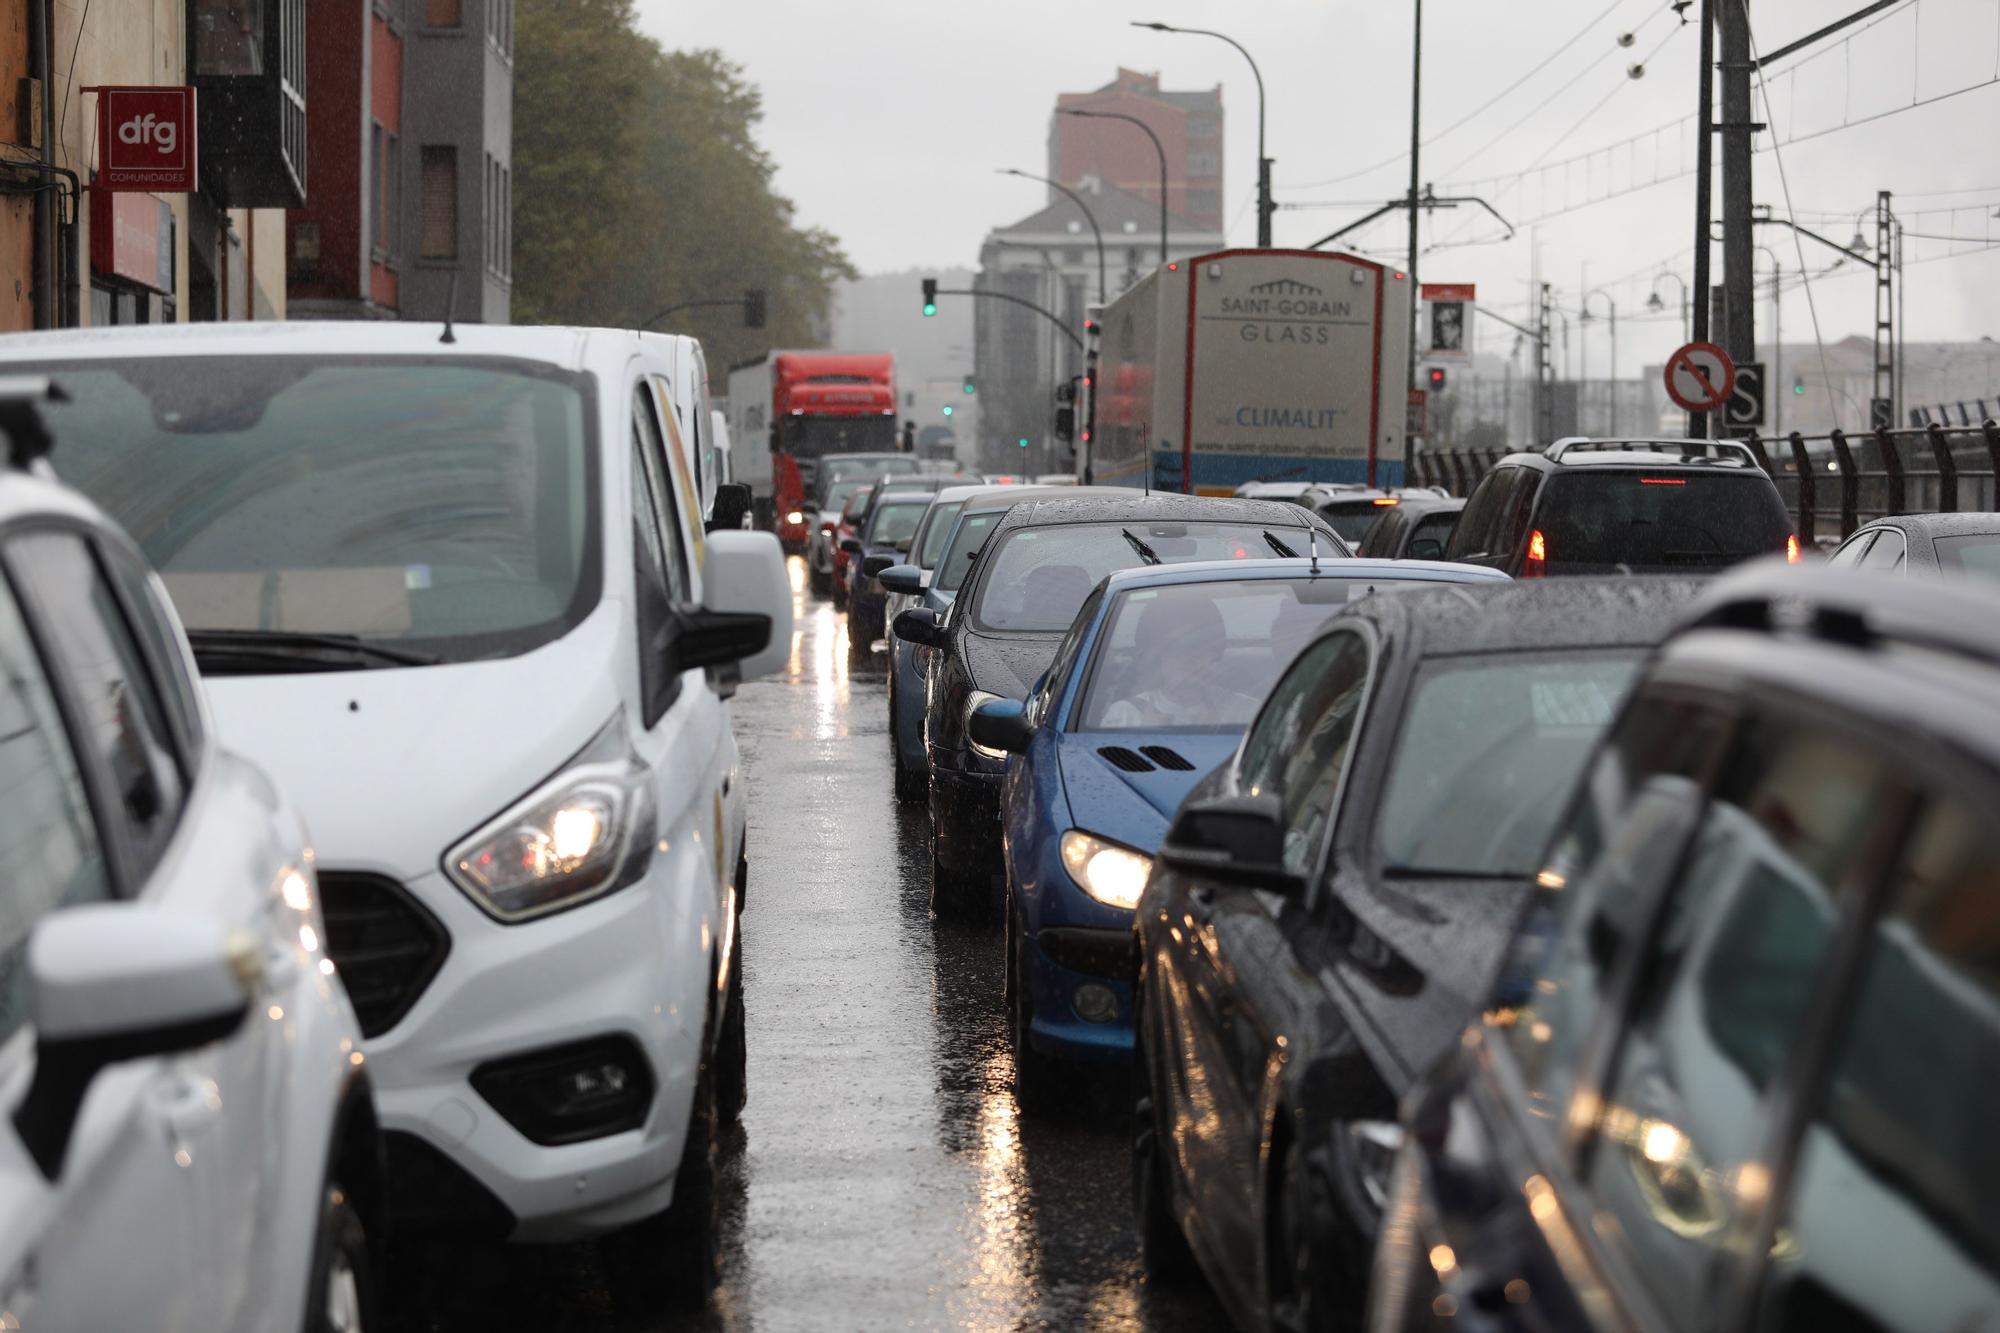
186;629;439;668
1262;531;1299;558
1121;528;1162;565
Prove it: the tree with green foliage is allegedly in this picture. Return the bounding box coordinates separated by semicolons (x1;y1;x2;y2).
512;0;852;365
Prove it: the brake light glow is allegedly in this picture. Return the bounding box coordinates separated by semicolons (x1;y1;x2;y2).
1232;546;1248;559
1787;534;1801;564
1167;262;1179;271
1525;529;1547;578
1638;478;1686;486
1372;497;1400;506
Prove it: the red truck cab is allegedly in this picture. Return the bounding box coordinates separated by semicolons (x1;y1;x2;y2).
771;353;897;550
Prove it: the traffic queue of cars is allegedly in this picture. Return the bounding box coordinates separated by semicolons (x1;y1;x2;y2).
851;441;2000;1333
0;324;794;1327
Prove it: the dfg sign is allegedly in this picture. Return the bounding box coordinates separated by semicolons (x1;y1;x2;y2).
94;87;198;193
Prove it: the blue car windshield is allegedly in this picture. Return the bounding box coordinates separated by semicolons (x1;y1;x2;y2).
1076;578;1362;732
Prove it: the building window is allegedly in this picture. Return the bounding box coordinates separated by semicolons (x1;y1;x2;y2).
420;146;458;260
488;0;513;55
1187;152;1219;176
1187;116;1219;141
1186;189;1220;217
500;165;511;278
194;0;265;77
425;0;462;26
376;128;400;260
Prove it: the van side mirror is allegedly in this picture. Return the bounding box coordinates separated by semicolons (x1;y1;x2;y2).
1159;794;1303;896
968;698;1033;754
893;607;948;649
877;564;923;595
700;530;794;682
15;906;251;1180
707;482;754;533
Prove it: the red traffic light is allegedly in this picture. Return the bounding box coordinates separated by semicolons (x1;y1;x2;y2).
1427;367;1447;388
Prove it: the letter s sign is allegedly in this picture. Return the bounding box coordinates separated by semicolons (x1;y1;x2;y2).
95;86;197;193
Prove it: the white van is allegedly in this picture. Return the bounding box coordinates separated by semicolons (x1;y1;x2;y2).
643;332;720;522
0;322;792;1315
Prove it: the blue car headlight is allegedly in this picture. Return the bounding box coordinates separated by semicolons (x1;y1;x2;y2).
1060;830;1153;910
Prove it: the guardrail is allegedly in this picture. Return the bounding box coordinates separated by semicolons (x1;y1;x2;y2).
1410;420;2000;544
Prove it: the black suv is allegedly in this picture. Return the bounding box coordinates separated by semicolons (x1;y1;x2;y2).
1444;438;1796;576
1371;563;2000;1333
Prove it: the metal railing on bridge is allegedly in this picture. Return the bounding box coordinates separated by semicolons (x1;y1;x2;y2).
1410;420;2000;545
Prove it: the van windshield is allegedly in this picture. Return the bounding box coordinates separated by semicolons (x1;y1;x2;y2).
14;357;598;667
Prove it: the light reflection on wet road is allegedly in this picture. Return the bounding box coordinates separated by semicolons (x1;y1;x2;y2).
396;557;1227;1331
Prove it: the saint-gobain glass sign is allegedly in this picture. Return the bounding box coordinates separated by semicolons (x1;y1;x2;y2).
95;87;198;193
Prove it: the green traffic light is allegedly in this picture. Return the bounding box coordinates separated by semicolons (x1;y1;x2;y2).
962;381;975;394
942;404;954;417
1017;437;1029;448
922;302;937;317
1793;381;1805;395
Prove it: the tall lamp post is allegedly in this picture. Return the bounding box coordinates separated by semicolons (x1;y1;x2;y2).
1647;272;1690;343
1132;21;1271;247
999;168;1106;303
1058;107;1169;265
1580;290;1617;435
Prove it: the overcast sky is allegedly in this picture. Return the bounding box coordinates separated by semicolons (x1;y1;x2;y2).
639;1;2000;377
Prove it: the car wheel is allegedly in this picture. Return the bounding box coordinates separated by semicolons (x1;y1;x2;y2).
305;1182;375;1333
717;947;748;1125
1269;1136;1354;1333
1133;1033;1194;1284
894;757;926;804
1008;905;1061;1116
600;1035;722;1315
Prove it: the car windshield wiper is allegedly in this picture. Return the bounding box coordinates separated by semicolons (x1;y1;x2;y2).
1263;531;1299;558
1121;528;1162;565
186;629;440;669
1380;865;1527;882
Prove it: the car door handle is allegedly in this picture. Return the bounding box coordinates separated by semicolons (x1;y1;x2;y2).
149;1071;224;1144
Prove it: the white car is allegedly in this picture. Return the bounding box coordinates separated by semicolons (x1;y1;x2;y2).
0;396;382;1333
0;323;793;1315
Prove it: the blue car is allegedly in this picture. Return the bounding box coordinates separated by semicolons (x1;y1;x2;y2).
969;557;1508;1110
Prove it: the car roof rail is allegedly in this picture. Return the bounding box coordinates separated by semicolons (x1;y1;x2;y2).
1687;563;2000;668
1543;436;1759;467
0;377;68;473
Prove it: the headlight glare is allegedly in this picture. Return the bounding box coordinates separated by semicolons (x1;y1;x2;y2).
1060;829;1153;910
785;510;805;525
965;689;1006;760
444;721;655;922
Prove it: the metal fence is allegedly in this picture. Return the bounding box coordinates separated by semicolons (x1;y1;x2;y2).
1409;420;2000;545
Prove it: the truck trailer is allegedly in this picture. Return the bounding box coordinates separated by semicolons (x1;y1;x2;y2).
1088;249;1411;493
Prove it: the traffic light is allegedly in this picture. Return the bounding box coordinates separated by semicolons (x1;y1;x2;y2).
921;278;938;317
962;376;976;394
1017;437;1030;449
941;404;954;417
1793;374;1805;396
1427;366;1448;390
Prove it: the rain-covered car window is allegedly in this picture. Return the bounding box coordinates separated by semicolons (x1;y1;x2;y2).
934;510;1005;592
819;480;868;515
1535;472;1793;572
1319;500;1394;545
1376;652;1639;876
972;523;1309;633
1077;579;1357;731
20;358;596;662
1933;533;2000;580
917;501;966;569
866;499;930;549
821;455;922;486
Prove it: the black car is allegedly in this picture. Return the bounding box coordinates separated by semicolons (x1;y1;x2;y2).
1371;564;2000;1333
1355;495;1464;560
1134;577;1702;1332
1821;509;2000;580
1444;438;1796;576
842;489;933;655
894;493;1340;919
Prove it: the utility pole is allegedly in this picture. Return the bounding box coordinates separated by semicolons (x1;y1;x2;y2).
1538;283;1556;445
1407;0;1424;419
1873;189;1897;427
1719;0;1758;436
1690;0;1718;438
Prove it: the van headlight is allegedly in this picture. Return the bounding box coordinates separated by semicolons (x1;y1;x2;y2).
1060;830;1153;910
443;720;656;923
965;689;1006;759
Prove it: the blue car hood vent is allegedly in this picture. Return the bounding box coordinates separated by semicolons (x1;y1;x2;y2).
1098;746;1154;773
1140;745;1196;772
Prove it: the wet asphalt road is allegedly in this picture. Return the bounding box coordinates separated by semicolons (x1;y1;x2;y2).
396;559;1230;1332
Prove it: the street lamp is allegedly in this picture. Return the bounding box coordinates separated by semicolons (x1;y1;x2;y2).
1580;291;1617;435
1058;108;1169;265
999;168;1106;303
1133;21;1270;247
1647;272;1689;343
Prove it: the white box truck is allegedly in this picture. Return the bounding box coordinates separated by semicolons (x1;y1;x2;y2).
1087;249;1412;493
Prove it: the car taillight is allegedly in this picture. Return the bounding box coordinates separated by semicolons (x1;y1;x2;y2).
1638;477;1687;486
821;519;835;532
1372;496;1400;506
1787;534;1801;564
1525;529;1547;578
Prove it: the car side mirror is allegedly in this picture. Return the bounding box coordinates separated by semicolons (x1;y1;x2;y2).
707;482;754;534
893;606;948;649
14;905;251;1180
862;554;897;578
1159;794;1304;896
877;564;923;595
968;697;1033;755
840;537;863;555
700;530;794;682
